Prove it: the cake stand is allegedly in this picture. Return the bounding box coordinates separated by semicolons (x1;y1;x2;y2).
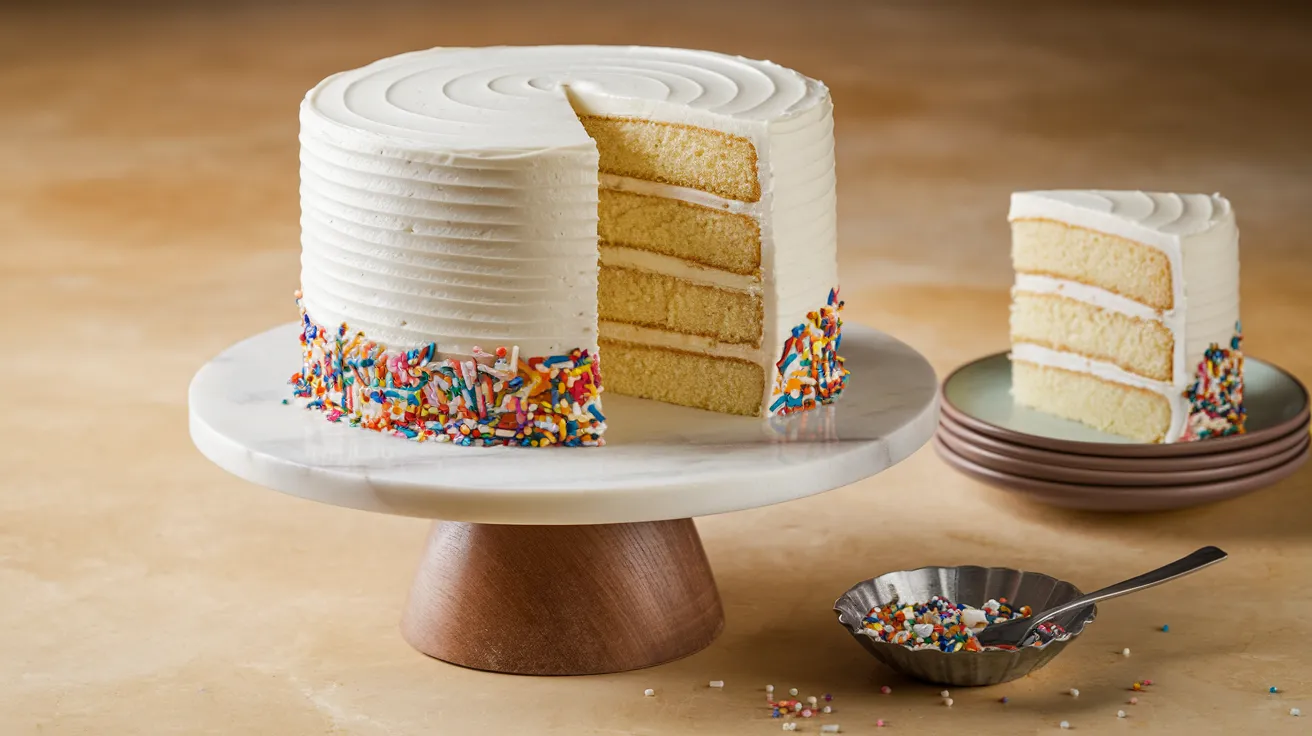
188;323;939;675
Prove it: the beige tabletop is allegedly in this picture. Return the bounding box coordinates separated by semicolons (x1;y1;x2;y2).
3;1;1311;733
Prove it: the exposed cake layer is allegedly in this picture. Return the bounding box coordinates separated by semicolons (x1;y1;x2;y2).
598;186;761;274
597;338;765;416
1012;360;1171;443
597;264;763;347
581;116;760;202
1011;218;1173;310
1010;291;1174;381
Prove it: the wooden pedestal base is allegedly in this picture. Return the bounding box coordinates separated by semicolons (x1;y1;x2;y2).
400;519;725;675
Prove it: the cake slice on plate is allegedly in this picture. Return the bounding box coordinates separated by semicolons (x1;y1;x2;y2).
1008;190;1244;443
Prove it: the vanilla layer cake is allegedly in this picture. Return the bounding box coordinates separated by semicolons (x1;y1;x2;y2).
1009;191;1244;443
292;46;848;446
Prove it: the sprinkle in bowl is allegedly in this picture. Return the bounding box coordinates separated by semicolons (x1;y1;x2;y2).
834;565;1096;687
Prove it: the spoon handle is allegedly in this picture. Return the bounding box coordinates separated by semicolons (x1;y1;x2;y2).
1027;546;1228;633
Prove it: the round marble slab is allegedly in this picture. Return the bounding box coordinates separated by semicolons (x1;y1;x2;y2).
941;353;1309;457
189;323;939;525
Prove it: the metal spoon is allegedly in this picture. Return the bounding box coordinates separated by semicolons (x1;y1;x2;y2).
974;546;1228;649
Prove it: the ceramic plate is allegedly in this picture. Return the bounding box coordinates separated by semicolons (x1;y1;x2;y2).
941;354;1309;457
938;425;1309;486
933;436;1309;512
938;413;1310;472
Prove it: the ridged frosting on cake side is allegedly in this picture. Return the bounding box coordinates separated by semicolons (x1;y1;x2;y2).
1009;190;1242;442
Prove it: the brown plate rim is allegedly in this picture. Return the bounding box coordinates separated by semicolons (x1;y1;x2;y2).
933;436;1309;511
939;412;1310;472
937;425;1309;486
940;353;1310;457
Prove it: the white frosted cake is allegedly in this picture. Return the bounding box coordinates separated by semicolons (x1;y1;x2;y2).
291;46;848;446
1009;190;1244;443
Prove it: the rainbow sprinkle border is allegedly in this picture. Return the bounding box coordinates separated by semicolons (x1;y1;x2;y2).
289;298;605;447
769;288;849;416
1180;322;1245;441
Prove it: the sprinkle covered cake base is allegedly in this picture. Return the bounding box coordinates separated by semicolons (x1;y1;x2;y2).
290;298;606;447
1181;322;1245;441
770;288;849;416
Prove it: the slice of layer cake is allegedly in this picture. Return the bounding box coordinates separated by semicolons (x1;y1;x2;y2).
1008;190;1244;443
291;46;849;447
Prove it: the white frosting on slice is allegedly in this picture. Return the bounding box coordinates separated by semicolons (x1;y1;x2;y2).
1009;190;1241;442
299;45;839;416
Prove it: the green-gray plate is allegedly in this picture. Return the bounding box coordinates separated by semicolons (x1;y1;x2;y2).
941;354;1309;458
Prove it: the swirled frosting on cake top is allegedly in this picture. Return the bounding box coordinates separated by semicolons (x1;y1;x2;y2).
303;45;828;151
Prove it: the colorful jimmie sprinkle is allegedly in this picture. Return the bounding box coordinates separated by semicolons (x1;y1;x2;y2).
859;595;1039;652
289;296;605;447
1181;322;1245;441
769;288;849;416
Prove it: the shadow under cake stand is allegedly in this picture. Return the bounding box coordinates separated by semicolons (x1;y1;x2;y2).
188;323;939;675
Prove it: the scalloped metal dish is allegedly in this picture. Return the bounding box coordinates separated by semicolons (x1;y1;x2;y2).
834;565;1097;686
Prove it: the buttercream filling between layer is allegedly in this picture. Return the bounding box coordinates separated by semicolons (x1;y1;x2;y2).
599;244;761;292
598;320;765;362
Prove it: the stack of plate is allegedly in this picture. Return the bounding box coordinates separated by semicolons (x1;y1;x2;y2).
935;354;1310;511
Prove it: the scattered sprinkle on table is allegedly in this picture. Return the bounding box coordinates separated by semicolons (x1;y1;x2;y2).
1122;648;1131;657
860;596;1036;651
1000;697;1009;704
820;726;842;734
1069;688;1080;698
822;705;832;714
790;688;799;696
767;684;775;694
1129;697;1138;705
940;690;950;698
1161;624;1170;632
876;719;886;728
1060;720;1071;729
880;686;892;695
943;697;954;707
782;723;797;732
1269;686;1279;694
1291;708;1302;717
709;680;724;688
1142;679;1153;686
643;688;654;697
1117;710;1127;719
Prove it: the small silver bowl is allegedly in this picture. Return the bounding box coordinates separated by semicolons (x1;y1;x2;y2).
834;565;1097;687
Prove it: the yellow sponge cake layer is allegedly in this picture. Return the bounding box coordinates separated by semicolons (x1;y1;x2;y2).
598;189;761;275
598;265;763;347
598;339;765;416
1012;219;1173;310
1010;293;1174;381
580;116;761;202
1012;360;1171;443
